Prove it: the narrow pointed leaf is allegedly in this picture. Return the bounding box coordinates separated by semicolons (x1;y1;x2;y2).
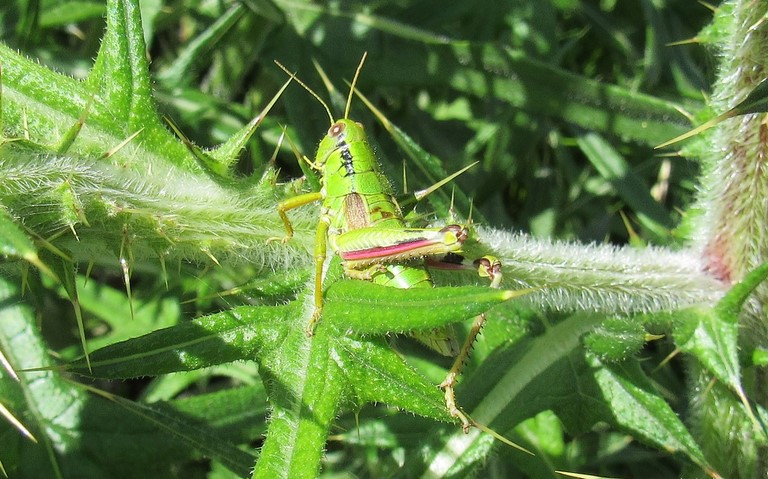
155;3;247;87
87;388;256;477
64;303;298;378
324;279;522;334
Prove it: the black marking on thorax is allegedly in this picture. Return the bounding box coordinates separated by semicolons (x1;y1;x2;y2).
339;143;356;177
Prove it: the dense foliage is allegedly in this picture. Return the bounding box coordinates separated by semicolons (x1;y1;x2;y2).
1;1;766;478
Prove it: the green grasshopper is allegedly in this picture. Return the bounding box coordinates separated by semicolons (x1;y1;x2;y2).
269;54;502;431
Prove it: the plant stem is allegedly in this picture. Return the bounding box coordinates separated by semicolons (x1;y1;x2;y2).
693;1;768;476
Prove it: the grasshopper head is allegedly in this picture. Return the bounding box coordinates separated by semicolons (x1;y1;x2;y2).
326;119;367;144
315;119;368;168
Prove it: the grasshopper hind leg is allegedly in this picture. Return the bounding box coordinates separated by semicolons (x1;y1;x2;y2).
437;255;502;433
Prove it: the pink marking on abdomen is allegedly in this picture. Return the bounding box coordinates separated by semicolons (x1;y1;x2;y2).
340;238;436;261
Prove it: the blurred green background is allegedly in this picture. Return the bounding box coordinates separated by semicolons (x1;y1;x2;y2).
1;0;712;243
0;1;723;478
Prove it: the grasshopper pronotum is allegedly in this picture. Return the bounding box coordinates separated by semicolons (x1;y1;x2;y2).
269;53;502;431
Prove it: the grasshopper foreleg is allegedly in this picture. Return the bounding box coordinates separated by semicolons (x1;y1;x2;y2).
267;191;324;244
306;215;332;336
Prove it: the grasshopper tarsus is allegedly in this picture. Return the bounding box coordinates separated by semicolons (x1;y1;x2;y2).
265;235;292;245
305;306;324;336
441;373;473;433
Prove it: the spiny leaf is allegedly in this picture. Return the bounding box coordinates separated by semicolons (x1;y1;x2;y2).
334;336;448;421
674;264;768;431
62;303;298;378
251;307;344;479
586;355;712;474
324;279;525;334
86;0;172;144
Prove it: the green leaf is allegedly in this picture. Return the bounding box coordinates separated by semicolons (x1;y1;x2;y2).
674;264;768;428
39;2;105;27
0;276;69;479
169;383;268;443
64;272;523;476
324;279;522;334
410;313;605;476
85;0;181;155
1;275;256;478
155;3;248;88
584;316;647;362
335;336;447;421
411;313;712;477
586;355;710;472
449;44;690;146
251;309;345;479
675;307;741;398
86;388;257;477
64;303;298;378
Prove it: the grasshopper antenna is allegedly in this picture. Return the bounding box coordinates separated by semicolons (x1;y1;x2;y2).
344;51;368;120
274;60;334;125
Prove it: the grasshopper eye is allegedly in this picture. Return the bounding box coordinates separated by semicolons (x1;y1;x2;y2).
328;122;345;138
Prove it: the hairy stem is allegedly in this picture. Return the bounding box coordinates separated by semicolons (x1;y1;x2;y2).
692;1;768;476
